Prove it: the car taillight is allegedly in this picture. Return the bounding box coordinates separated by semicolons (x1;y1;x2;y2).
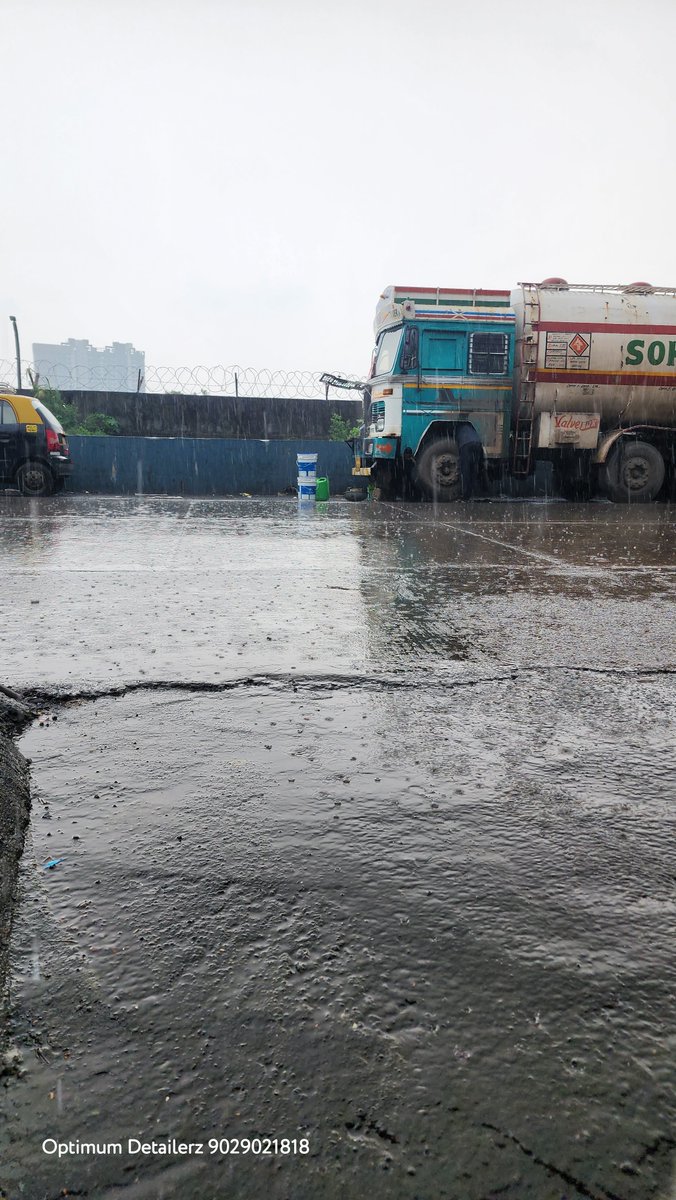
46;428;60;452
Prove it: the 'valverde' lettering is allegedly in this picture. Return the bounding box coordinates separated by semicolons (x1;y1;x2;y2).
625;338;676;367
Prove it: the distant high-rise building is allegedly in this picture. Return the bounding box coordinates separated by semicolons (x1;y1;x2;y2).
32;339;145;392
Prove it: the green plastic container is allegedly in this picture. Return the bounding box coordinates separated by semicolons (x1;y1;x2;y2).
315;476;330;502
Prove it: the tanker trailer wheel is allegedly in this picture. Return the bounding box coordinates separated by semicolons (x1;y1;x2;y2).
604;440;665;503
416;439;462;502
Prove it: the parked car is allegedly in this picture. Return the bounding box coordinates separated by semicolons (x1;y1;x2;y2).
0;392;73;496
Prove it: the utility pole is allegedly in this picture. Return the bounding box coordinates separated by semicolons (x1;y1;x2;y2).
9;316;21;392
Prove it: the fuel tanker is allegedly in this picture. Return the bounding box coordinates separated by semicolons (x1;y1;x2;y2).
352;280;676;501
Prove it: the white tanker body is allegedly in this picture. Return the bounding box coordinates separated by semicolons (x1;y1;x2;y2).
512;281;676;500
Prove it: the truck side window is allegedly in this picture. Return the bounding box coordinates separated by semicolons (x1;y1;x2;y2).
421;333;463;371
468;333;509;375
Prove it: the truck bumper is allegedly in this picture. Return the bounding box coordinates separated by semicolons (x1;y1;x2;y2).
353;436;400;476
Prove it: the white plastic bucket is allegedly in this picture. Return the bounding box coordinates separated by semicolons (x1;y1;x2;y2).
297;477;317;502
297;453;318;479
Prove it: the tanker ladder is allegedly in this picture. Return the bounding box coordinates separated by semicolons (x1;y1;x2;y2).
512;397;536;475
511;283;540;476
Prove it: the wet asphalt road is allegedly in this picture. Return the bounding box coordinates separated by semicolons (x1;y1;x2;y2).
1;495;675;1200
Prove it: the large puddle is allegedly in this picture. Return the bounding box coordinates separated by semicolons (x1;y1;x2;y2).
5;667;676;1199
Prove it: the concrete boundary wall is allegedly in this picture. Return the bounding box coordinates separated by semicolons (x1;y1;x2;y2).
67;435;356;497
61;391;363;440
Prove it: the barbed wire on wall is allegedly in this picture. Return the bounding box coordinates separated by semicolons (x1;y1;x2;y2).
0;360;366;400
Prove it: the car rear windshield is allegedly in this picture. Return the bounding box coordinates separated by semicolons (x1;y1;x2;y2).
32;399;65;434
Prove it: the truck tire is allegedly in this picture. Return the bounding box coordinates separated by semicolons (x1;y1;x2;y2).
416;439;462;501
15;461;54;497
604;440;665;503
372;461;396;500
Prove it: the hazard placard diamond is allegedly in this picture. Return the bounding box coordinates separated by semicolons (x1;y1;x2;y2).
569;333;589;356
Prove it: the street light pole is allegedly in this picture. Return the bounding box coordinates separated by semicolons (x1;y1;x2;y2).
9;316;21;392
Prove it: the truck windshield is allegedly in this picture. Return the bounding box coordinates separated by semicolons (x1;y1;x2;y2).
374;328;402;376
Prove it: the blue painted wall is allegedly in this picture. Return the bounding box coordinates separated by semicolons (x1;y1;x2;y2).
67;435;355;496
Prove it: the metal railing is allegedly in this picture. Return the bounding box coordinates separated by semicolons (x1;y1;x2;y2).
0;360;365;399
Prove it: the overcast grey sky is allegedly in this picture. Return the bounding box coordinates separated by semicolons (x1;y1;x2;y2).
2;0;675;375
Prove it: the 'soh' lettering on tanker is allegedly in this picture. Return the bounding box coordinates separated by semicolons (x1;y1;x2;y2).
625;338;676;367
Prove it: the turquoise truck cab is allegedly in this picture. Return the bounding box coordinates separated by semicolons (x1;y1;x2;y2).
354;286;516;500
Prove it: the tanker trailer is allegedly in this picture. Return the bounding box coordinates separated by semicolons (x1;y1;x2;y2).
511;281;676;501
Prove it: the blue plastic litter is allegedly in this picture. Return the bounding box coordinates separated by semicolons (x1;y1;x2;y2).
43;858;65;870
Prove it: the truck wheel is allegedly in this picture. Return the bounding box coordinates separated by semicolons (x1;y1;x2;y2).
15;461;54;497
604;440;665;503
373;462;396;500
416;439;462;501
